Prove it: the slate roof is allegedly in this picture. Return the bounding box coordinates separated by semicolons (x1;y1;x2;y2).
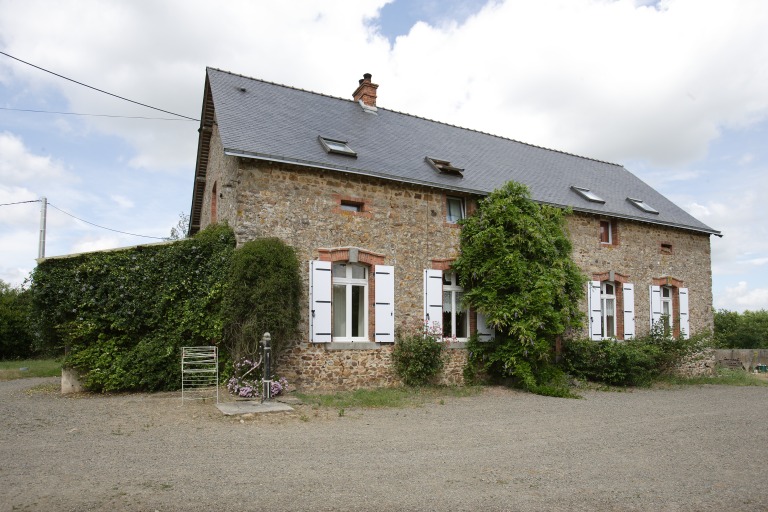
193;67;719;236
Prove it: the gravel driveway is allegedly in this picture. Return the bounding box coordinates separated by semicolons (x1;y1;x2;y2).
1;377;766;512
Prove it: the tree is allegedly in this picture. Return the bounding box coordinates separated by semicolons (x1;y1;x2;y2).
167;212;190;241
221;238;302;371
714;309;768;348
453;181;585;396
0;280;35;359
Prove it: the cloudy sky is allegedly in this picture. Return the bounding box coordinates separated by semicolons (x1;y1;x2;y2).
1;0;767;312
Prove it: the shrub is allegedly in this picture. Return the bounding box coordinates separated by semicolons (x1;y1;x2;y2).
0;281;35;359
220;237;302;371
561;324;707;387
392;323;446;386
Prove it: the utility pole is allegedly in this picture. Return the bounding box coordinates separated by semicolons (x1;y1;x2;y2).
38;196;47;259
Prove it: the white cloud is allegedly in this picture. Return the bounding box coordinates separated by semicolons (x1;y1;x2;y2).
0;132;69;185
110;195;134;209
716;281;768;312
70;235;123;255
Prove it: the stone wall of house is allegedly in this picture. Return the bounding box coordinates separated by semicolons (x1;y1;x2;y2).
567;213;714;338
199;149;715;391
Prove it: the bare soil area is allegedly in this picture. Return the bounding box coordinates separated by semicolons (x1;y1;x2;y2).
1;377;767;512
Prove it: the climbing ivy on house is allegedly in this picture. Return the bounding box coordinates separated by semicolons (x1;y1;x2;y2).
30;224;236;392
453;181;585;397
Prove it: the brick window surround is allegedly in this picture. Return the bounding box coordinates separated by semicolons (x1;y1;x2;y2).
592;271;630;340
331;194;373;218
319;247;385;342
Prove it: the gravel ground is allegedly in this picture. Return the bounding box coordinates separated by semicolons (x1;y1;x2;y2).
1;377;767;512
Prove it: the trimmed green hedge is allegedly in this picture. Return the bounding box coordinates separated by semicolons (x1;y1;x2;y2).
30;224;235;392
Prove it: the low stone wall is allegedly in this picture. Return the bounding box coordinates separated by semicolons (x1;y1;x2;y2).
277;342;467;392
672;348;717;377
713;349;768;372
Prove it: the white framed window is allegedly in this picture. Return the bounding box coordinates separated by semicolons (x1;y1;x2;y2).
601;282;616;338
332;263;368;341
442;272;468;340
661;286;673;335
446;196;465;224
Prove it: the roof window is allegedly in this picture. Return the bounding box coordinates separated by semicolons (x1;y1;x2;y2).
627;197;659;214
426;157;464;177
319;137;356;157
571;186;605;203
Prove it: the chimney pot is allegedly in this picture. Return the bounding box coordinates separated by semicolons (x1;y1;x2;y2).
352;73;378;107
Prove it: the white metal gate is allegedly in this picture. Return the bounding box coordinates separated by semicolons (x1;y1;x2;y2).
181;346;219;404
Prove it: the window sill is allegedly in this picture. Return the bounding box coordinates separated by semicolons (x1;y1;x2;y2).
325;342;381;351
443;341;468;349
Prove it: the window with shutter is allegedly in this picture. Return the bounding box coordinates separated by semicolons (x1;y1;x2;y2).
374;265;395;342
309;260;332;343
588;281;602;340
623;283;635;339
678;288;689;339
423;269;444;334
476;312;495;342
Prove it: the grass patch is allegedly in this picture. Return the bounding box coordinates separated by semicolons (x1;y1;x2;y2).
658;368;768;387
0;359;61;381
295;385;481;410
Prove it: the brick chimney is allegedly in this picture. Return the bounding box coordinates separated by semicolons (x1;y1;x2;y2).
352;73;378;107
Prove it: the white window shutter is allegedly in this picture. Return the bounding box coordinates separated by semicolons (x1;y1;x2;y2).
374;265;395;342
476;312;495;342
423;269;443;334
589;281;602;341
650;285;662;329
623;283;635;340
678;288;689;339
309;260;332;343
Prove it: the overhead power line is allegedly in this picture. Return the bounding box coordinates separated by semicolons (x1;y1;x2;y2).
47;202;167;240
0;199;41;207
3;198;165;240
0;107;196;121
0;51;199;122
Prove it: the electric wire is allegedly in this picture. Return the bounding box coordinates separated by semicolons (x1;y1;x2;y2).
0;107;195;121
0;199;41;207
0;51;199;122
46;202;167;240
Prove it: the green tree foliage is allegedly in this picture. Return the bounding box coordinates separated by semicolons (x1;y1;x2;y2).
0;281;35;359
29;224;235;391
714;309;768;348
453;181;585;396
221;238;301;371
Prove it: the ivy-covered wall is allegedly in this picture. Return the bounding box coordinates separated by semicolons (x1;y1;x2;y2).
30;225;235;392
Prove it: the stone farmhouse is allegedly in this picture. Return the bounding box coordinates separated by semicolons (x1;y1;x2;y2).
189;68;720;390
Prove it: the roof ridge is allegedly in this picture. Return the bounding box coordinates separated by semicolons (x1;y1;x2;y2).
207;66;622;168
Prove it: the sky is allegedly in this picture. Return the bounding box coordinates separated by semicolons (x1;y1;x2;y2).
1;0;767;312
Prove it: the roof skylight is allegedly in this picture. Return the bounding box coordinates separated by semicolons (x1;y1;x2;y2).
627;197;659;214
319;137;356;157
571;186;605;204
426;157;464;176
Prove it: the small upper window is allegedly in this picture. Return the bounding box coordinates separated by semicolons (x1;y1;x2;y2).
600;220;612;244
571;186;605;203
426;157;464;176
319;137;357;157
340;201;362;212
446;196;465;223
627;197;659;214
660;243;673;255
